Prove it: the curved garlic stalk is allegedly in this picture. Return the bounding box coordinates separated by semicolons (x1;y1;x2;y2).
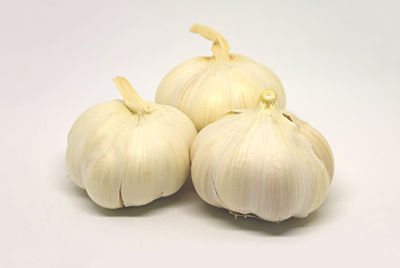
190;24;230;61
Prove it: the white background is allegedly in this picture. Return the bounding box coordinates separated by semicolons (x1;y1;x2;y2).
1;0;399;267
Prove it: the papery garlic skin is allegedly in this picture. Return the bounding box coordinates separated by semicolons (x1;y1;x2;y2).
191;90;333;222
284;112;335;179
156;24;285;131
66;77;197;209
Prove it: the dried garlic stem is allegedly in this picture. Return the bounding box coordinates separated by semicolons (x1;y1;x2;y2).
190;24;230;61
113;76;149;114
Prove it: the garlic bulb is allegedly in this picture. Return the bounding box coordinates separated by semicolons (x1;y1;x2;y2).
191;90;334;222
156;24;286;131
66;77;197;209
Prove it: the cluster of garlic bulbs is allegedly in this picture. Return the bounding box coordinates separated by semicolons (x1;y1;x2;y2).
66;24;333;222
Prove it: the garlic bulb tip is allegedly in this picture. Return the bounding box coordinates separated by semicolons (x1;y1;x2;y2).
258;89;278;110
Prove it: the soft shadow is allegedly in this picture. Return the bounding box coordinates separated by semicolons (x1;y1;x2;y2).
55;151;351;234
193;202;323;236
188;171;351;236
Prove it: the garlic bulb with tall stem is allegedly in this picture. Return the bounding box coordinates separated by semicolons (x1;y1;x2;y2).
66;77;197;209
156;24;286;131
190;90;334;222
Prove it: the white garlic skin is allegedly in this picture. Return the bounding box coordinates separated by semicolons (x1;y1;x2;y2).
66;77;197;209
190;90;333;222
155;24;285;131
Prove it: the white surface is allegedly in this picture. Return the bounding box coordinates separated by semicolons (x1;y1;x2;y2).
1;0;399;267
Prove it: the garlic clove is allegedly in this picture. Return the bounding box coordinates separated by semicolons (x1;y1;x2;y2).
283;112;335;180
119;107;193;206
66;101;127;189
